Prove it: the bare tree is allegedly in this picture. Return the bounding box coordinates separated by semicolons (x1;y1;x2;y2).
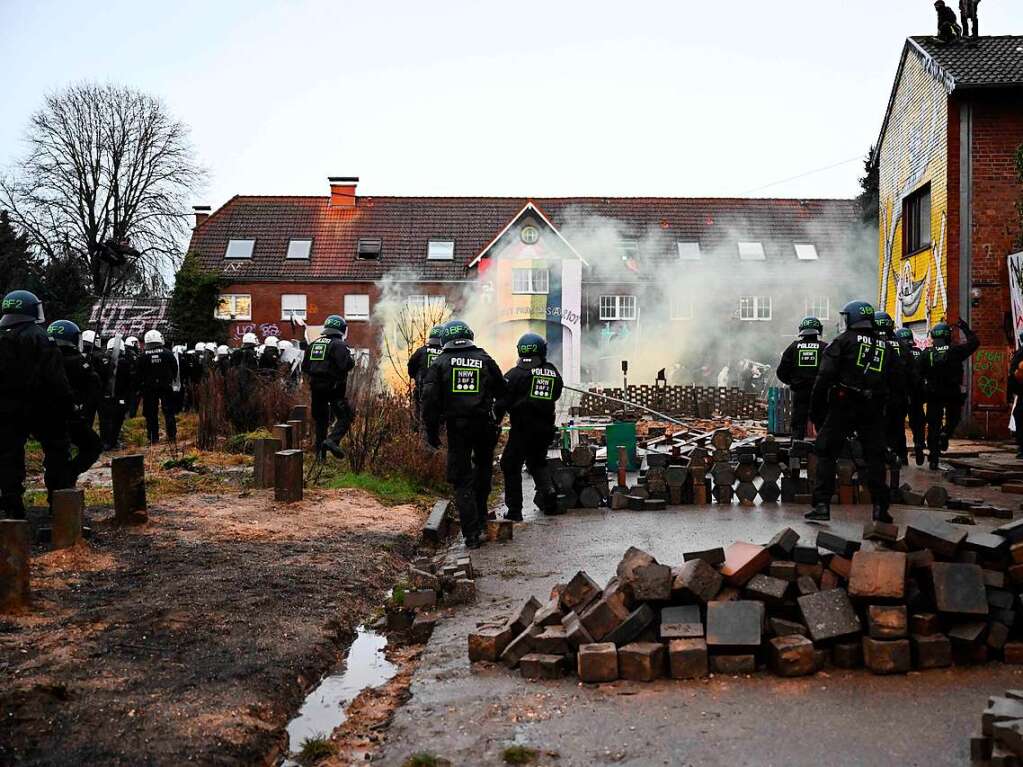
1;82;206;296
380;299;451;395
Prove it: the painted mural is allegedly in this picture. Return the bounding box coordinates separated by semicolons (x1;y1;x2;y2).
1009;251;1023;343
878;45;952;334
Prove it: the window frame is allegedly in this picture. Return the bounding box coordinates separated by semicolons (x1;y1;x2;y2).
225;239;255;259
794;243;819;261
676;241;702;261
670;295;694;321
356;238;382;260
599;294;638;321
511;267;550;295
738;241;766;261
280;294;308;321
215;294;252;321
620;236;639;260
286;238;312;260
903;184;932;255
406;294;447;311
426;239;455;261
738;295;772;321
805;296;831;320
343;293;371;321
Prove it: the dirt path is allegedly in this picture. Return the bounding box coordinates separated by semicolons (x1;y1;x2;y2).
0;486;427;767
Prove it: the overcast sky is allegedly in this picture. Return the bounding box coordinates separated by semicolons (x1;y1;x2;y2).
2;0;1021;210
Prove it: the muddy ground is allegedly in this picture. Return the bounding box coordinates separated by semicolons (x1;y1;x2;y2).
0;472;427;767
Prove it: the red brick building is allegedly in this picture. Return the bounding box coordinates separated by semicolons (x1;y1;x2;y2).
188;178;868;384
875;35;1023;433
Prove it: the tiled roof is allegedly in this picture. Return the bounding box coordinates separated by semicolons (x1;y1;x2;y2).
912;35;1023;88
190;195;861;282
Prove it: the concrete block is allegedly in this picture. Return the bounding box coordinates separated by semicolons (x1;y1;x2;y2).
816;530;861;558
766;527;799;558
798;589;862;642
510;597;542;634
561;611;595;650
710;654;756;674
768;634;816;677
770;617;809;637
668;638;708;678
404;589;437;609
867;605;908;639
468;623;515;661
605;604;655;646
446;578;476;605
910;613;940;636
720;542;770;586
931;562;989;616
560;571;601;613
631;562;673;602
660;605;703;639
532;599;564;627
832;640;862;668
796;576;819;596
672;558;723;603
273;449;303;503
744;574;788;604
848;551;906;600
534;625;572;655
0;520;31;612
983;697;1023;736
863;521;899;543
520;653;567;680
111;454;147;523
828;555;852;580
411;613;438;643
618;641;666;681
51;488;83;549
579;594;630;641
862;637;911;674
769;561;797;582
577;642;618;682
272;423;294;450
911;633;951;669
706;601;764;650
906;516;967;558
500;624;543;668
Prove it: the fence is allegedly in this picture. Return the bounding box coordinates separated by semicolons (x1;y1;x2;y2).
577;385;764;420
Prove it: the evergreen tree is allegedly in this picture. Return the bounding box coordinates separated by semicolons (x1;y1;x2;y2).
168;252;229;345
857;147;880;226
0;210;44;297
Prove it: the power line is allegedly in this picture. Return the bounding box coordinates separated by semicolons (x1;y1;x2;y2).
737;154;863;196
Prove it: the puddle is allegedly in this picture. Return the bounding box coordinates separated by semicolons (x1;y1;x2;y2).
280;626;396;764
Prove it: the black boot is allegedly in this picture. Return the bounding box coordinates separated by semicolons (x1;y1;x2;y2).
805;503;830;521
504;509;523;522
872;504;894;524
929;458;940;471
914;448;925;467
322;439;344;459
465;535;482;550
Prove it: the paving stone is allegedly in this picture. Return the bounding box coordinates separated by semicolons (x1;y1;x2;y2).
766;527;799;558
906;516;967;557
51;489;83;549
965;532;1011;557
994;519;1023;544
683;547;726;566
706;601;765;649
709;654;756;674
579;595;630;641
605;604;656;646
111;454;148;522
911;632;952;669
411;613;438;644
745;574;789;604
0;520;31;611
867;605;908;639
720;542;770;586
931;562;989;616
863;521;899;543
446;578;476;605
971;733;994;762
796;576;819;596
793;541;820;564
632;562;673;602
948;621;987;644
404;589;437;609
616;546;658;597
520;653;567;680
848;551;907;601
486;519;514;542
989;588;1015;611
770;617;809;637
924;485;950;508
796;563;825;581
817;530;861;558
828;555;852;580
561;611;595;650
577;642;618;683
672;558;723;603
768;635;816;677
832;640;862;668
769;561;798;582
1011;542;1023;564
500;624;543;668
534;625;572;655
712;585;742;602
409;567;441;592
798;589;862;642
618;641;666;681
985;571;1008;589
983;697;1023;736
1004;642;1023;664
510;597;542;634
992;720;1023;760
660;605;703;640
862;637;911;674
560;571;601;613
910;613;940;636
533;600;565;627
668;638;708;679
988;621;1011;651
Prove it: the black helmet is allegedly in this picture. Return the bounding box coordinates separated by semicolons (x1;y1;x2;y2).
427;324;444;349
441;320;475;350
1;289;45;328
930;322;952;341
323;314;347;336
873;311;895;335
798;317;823;338
516;332;547;359
840;300;875;330
894;328;915;344
47;319;81;348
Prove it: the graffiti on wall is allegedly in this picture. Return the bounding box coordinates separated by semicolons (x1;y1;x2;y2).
1009;252;1023;342
878;46;950;331
972;348;1008;409
231;322;282;341
89;298;170;338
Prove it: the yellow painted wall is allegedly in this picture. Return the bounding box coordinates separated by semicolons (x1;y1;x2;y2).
877;46;950;333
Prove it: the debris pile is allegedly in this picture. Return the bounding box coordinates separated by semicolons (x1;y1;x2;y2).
971;691;1023;764
468;516;1023;681
386;551;479;643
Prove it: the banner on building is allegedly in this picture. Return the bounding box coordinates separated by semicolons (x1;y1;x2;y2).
1009;252;1023;341
89;298;170;339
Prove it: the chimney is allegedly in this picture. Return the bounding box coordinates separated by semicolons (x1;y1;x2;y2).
193;205;211;228
328;176;359;208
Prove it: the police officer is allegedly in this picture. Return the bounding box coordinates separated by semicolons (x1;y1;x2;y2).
807;300;893;524
873;311;911;467
407;325;444;420
231;332;260;369
776;317;827;440
495;333;563;521
137;329;179;444
0;290;73;519
123;336;141;417
421;320;506;549
894;328;927;465
919;318;980;470
1009;333;1023;459
215;344;231;375
301;315;355;460
98;337;131;450
259;335;282;374
48;320;103;484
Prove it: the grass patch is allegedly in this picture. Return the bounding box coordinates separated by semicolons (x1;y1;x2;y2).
321;469;425;505
503;746;538;764
297;734;336;764
402;754;450;767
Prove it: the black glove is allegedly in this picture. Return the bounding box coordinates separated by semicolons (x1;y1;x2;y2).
426;432;441;450
957;317;970;330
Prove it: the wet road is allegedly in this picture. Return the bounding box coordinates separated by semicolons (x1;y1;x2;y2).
378;459;1023;766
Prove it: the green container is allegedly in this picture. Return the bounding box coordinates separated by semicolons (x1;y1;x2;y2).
606;421;639;471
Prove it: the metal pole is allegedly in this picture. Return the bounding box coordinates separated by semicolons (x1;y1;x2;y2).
563;384;688;427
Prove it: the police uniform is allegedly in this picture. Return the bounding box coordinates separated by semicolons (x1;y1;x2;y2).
919;320;979;468
1009;342;1023;457
496;349;563;520
408;342;442;418
56;342;104;482
137;341;179;443
301;323;355;457
777;334;827;439
897;335;927;464
421;324;506;547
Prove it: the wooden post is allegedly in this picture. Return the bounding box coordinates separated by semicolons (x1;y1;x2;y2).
289;404;309;428
0;520;30;612
274;449;304;503
253;438;282;488
51;488;84;549
111;454;148;524
617;446;628;488
286;419;305;448
272;423;294;451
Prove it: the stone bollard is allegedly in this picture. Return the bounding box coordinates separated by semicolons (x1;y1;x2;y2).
286;419;305;448
111;454;148;524
0;519;31;611
274;449;304;503
52;488;84;548
253;437;282;489
272;423;294;451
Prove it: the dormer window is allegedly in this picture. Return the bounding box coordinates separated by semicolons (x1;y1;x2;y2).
427;239;455;260
738;241;765;261
357;239;382;260
794;243;818;261
286;239;312;260
225;239;254;259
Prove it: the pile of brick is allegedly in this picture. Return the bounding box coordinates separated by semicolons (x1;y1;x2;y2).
972;691;1023;764
550;445;611;512
468;515;1023;682
386;552;478;642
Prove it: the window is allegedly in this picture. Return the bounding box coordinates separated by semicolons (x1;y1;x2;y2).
805;296;830;320
670;296;694;320
427;239;455;260
794;243;818;261
620;236;639;259
511;268;549;295
599;295;637;321
677;241;702;261
286;239;312;260
738;241;765;261
225;239;254;259
215;294;251;320
904;185;932;253
280;294;307;321
344;294;370;321
738;296;771;321
356;238;382;259
407;294;446;311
